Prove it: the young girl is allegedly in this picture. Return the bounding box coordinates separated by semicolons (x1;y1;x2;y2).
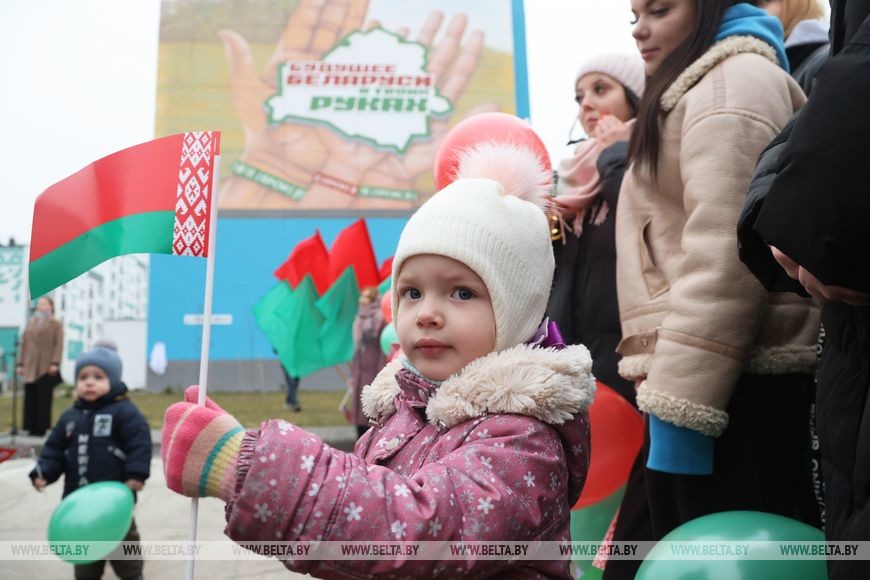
548;52;644;405
603;1;820;578
162;144;596;578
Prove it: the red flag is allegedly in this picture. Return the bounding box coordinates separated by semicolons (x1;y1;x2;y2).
0;447;17;464
328;220;380;289
29;132;220;297
378;257;394;282
274;231;331;294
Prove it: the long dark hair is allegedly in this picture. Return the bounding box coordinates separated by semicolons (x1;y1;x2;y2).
629;0;759;175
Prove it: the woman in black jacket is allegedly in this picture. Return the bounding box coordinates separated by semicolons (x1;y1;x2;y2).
548;52;644;405
738;1;870;577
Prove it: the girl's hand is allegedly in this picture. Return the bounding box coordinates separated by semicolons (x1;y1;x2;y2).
594;114;631;148
162;386;245;500
125;479;144;492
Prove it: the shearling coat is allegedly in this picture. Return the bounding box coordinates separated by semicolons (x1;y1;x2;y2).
224;344;595;579
615;36;819;438
18;315;64;384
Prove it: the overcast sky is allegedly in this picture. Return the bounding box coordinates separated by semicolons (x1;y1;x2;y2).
0;1;636;244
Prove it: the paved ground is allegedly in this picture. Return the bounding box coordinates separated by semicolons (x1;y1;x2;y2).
0;456;316;579
0;426;359;579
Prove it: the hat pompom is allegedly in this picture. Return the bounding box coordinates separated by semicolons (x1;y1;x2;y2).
455;142;552;210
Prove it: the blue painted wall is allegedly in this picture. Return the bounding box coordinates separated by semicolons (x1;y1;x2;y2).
148;217;406;361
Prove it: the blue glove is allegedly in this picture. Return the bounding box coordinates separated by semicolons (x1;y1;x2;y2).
647;415;715;475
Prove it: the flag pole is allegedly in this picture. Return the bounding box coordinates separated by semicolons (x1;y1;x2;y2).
187;152;221;580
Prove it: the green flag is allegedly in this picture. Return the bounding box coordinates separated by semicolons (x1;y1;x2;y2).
316;267;361;366
274;276;326;377
252;281;293;339
377;274;391;296
253;276;327;378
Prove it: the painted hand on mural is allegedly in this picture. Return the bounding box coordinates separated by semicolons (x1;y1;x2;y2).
218;0;496;210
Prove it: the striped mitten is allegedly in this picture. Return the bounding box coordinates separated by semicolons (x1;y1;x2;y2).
162;386;245;500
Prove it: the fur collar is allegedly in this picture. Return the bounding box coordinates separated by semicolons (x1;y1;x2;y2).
661;36;780;113
361;344;596;429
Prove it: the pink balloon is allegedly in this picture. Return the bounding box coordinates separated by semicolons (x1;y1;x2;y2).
433;112;551;190
380;291;392;324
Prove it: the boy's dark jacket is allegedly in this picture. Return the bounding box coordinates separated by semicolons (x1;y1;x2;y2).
29;381;152;497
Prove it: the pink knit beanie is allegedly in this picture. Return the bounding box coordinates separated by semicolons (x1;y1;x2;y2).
574;53;645;98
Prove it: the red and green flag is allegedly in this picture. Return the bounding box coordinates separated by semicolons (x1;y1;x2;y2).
253;276;329;378
254;219;392;377
29;132;220;298
327;219;380;289
0;447;17;464
315;267;361;366
378;256;394;283
273;230;331;294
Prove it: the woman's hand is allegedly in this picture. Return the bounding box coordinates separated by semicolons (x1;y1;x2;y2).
593;114;631;148
47;364;59;376
771;246;870;305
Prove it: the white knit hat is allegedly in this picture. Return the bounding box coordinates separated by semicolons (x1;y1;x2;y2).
575;52;645;99
392;144;554;352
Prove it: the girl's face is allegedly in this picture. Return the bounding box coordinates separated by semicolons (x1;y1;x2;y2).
575;73;634;135
395;254;496;381
631;0;697;76
76;365;111;402
760;0;783;19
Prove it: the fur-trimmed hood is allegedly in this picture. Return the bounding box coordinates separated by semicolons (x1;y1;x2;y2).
661;36;780;112
361;343;596;429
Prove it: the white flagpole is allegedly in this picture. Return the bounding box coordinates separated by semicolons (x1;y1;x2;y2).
187;151;221;580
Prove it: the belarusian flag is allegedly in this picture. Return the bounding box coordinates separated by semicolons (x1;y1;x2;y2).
0;447;16;464
29;132;220;298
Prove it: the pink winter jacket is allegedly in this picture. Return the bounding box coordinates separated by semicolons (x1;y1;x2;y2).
224;343;595;578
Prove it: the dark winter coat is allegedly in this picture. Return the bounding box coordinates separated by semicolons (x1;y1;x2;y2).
30;381;152;497
737;2;870;576
548;141;635;404
784;18;830;95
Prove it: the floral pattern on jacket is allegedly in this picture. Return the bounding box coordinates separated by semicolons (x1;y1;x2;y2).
225;344;595;579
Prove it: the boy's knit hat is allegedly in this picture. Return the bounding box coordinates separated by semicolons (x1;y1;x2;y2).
392;143;554;352
75;346;123;387
574;52;646;98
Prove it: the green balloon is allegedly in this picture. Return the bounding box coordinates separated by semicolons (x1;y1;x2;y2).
48;481;134;564
637;511;828;580
380;323;398;356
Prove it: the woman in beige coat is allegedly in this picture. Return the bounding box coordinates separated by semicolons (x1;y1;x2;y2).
603;1;821;578
17;297;64;437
